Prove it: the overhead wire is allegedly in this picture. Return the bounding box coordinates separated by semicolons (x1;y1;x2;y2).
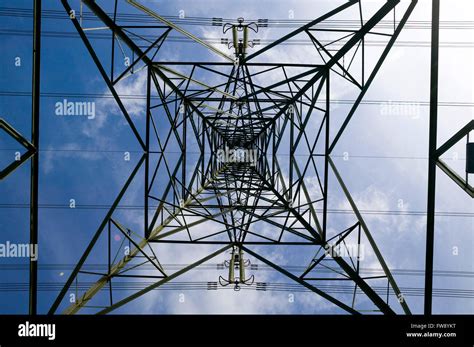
0;7;474;30
0;280;471;299
0;202;471;218
1;29;473;48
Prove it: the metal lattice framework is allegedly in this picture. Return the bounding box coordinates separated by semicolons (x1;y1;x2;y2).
27;0;425;315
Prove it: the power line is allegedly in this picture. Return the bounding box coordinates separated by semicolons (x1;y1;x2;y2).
2;263;473;278
1;91;472;108
0;148;467;161
1;29;473;48
0;280;471;299
1;7;473;30
0;203;471;218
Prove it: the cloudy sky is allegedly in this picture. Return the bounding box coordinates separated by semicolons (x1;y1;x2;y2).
0;0;472;314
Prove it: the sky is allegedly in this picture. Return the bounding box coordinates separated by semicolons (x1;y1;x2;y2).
0;0;473;315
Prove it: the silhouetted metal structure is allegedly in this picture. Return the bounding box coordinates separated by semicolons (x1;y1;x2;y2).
0;0;41;315
43;0;422;315
11;0;459;315
424;0;473;315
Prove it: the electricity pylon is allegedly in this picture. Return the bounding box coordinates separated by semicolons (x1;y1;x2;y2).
48;0;418;315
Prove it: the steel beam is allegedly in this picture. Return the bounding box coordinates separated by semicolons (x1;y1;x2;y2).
245;0;359;62
329;0;418;153
425;0;440;316
246;0;406;141
241;246;360;315
436;120;474;157
127;0;235;63
436;160;473;198
0;119;35;180
329;157;410;314
29;0;41;316
61;0;146;151
93;245;232;314
49;155;146;314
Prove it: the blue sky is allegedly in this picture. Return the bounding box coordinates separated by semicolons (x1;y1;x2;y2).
0;0;473;314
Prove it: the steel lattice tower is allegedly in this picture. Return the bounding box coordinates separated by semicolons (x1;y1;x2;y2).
37;0;423;315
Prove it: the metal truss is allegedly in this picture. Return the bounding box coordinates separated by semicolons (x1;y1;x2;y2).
0;0;41;315
424;0;472;314
42;0;421;315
